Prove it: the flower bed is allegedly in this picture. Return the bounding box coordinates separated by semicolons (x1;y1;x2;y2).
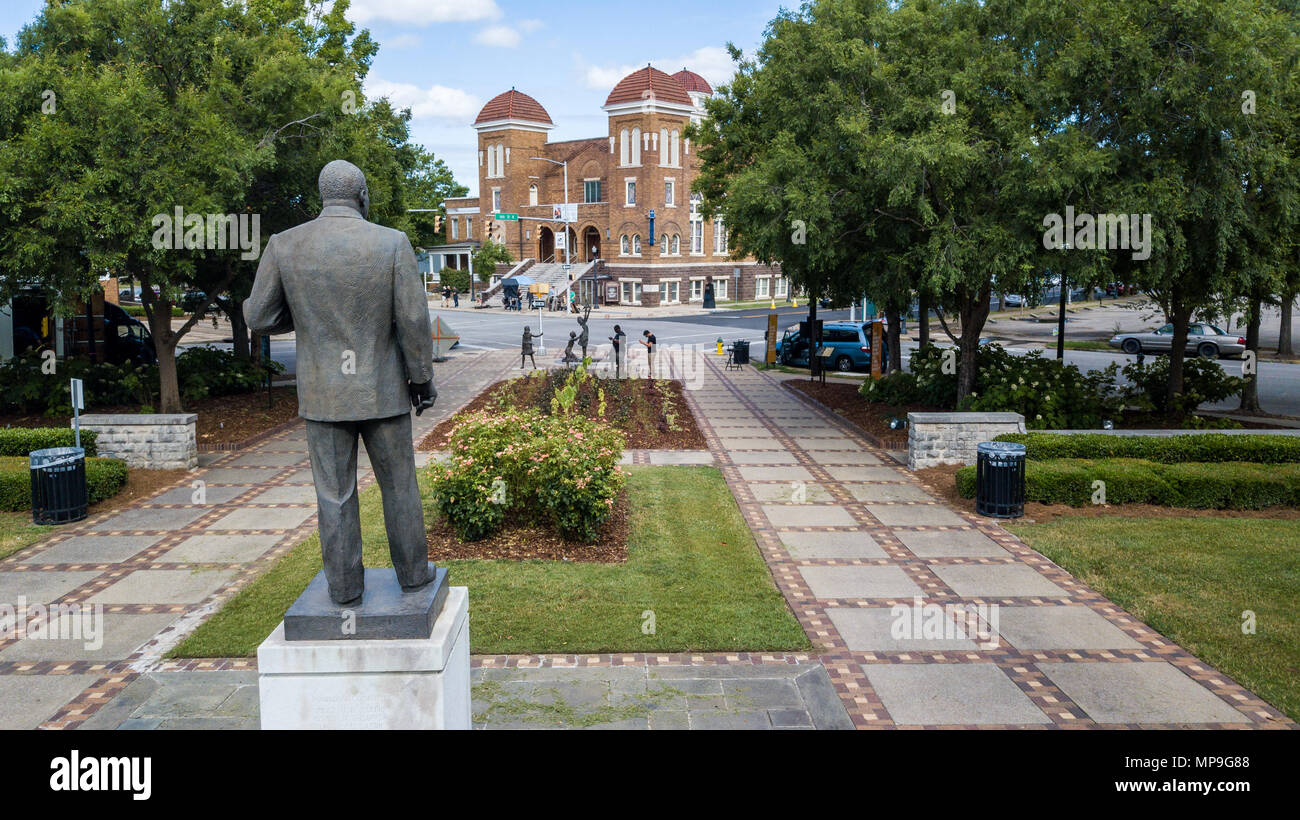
428;407;627;543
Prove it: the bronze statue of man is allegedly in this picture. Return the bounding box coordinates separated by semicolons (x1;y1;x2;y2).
245;160;437;605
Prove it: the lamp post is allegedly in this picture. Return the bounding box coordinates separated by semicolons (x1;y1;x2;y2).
531;156;570;312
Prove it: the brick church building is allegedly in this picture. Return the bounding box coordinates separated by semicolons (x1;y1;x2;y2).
441;65;788;307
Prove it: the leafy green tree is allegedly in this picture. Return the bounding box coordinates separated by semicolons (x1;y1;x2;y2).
473;242;514;284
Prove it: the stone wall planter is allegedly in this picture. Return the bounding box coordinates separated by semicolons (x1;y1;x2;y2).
907;412;1026;470
76;413;198;470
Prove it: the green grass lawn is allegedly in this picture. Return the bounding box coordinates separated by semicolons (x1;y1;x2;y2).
1008;517;1300;721
172;465;810;657
0;512;52;561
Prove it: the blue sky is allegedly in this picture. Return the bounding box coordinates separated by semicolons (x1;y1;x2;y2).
1;0;785;198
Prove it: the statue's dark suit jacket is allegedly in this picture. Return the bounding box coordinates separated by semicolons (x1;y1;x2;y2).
243;205;434;603
244;205;433;421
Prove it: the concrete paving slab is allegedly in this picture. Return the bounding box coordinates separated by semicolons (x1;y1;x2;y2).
1036;661;1247;724
728;451;799;464
737;465;814;482
748;482;834;503
0;674;99;729
762;504;858;528
799;565;922;599
207;507;315;531
21;536;161;565
866;504;968;527
0;570;102;603
828;607;980;651
997;606;1143;651
88;569;236;605
823;465;903;482
199;467;282;485
246;485;319;505
778;531;886;559
929;564;1068;598
895;530;1009;558
843;483;935;503
0;613;179;662
863;663;1052;726
88;507;209;532
145;485;247;506
158;535;282;565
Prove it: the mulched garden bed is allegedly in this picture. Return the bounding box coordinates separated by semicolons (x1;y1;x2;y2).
420;375;705;451
0;387;299;449
915;464;1300;524
426;490;630;563
782;379;931;450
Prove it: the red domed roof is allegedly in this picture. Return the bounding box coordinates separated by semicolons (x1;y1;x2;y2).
474;89;553;125
605;66;692;107
672;69;713;95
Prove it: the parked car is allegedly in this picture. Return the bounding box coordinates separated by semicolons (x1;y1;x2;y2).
1108;322;1246;359
775;320;888;372
1002;294;1025;308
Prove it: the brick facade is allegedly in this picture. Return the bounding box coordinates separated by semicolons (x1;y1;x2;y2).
446;69;789;306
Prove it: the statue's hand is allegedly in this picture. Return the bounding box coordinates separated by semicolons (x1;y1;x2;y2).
409;381;437;416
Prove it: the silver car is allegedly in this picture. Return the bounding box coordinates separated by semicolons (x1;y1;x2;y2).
1108;322;1246;359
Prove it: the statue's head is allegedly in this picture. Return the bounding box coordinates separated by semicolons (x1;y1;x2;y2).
319;160;370;219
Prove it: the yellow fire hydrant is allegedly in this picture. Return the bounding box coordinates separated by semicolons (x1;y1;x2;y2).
716;338;724;355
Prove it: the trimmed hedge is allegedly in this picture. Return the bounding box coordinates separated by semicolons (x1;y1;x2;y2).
956;458;1300;509
0;428;98;458
993;433;1300;464
0;456;129;512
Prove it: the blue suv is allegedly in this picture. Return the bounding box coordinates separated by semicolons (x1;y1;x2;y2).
776;321;887;372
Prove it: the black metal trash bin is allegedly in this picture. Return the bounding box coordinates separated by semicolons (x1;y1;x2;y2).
975;441;1026;519
30;447;89;525
732;340;750;365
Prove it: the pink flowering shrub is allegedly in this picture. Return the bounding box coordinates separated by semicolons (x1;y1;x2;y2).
428;408;626;542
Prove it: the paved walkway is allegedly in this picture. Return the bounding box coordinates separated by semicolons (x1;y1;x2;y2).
0;350;515;729
676;352;1290;728
3;345;1291;729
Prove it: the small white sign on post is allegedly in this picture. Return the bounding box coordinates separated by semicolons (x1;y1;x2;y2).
554;231;567;251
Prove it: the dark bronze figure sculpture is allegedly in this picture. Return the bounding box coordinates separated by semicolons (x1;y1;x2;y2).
245;160;437;606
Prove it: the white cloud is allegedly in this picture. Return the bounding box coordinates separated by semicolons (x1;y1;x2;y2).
475;26;520;48
474;19;543;48
579;46;736;92
343;0;502;25
384;33;422;50
365;78;481;122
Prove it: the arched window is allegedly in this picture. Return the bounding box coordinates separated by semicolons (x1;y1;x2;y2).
660;128;669;165
620;234;630;255
619;130;629;166
660;233;668;252
529;185;538;206
630;128;641;165
670;131;680;166
714;217;728;254
632;234;642;255
672;234;680;254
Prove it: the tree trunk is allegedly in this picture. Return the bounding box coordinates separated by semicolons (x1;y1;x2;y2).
1281;292;1295;357
918;291;930;348
1239;291;1262;412
228;302;250;360
142;292;183;413
956;284;991;402
886;306;902;373
1165;298;1193;422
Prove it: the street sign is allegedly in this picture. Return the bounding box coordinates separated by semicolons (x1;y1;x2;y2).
554;231;567;250
69;378;84;411
494;213;519;221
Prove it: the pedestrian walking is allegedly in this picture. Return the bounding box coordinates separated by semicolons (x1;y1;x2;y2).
609;324;626;379
641;329;657;377
452;288;459;307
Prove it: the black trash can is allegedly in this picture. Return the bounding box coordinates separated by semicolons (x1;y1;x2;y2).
30;447;89;525
975;441;1026;519
733;340;750;365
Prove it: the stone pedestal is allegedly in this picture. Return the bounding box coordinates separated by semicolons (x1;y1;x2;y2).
256;586;470;730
